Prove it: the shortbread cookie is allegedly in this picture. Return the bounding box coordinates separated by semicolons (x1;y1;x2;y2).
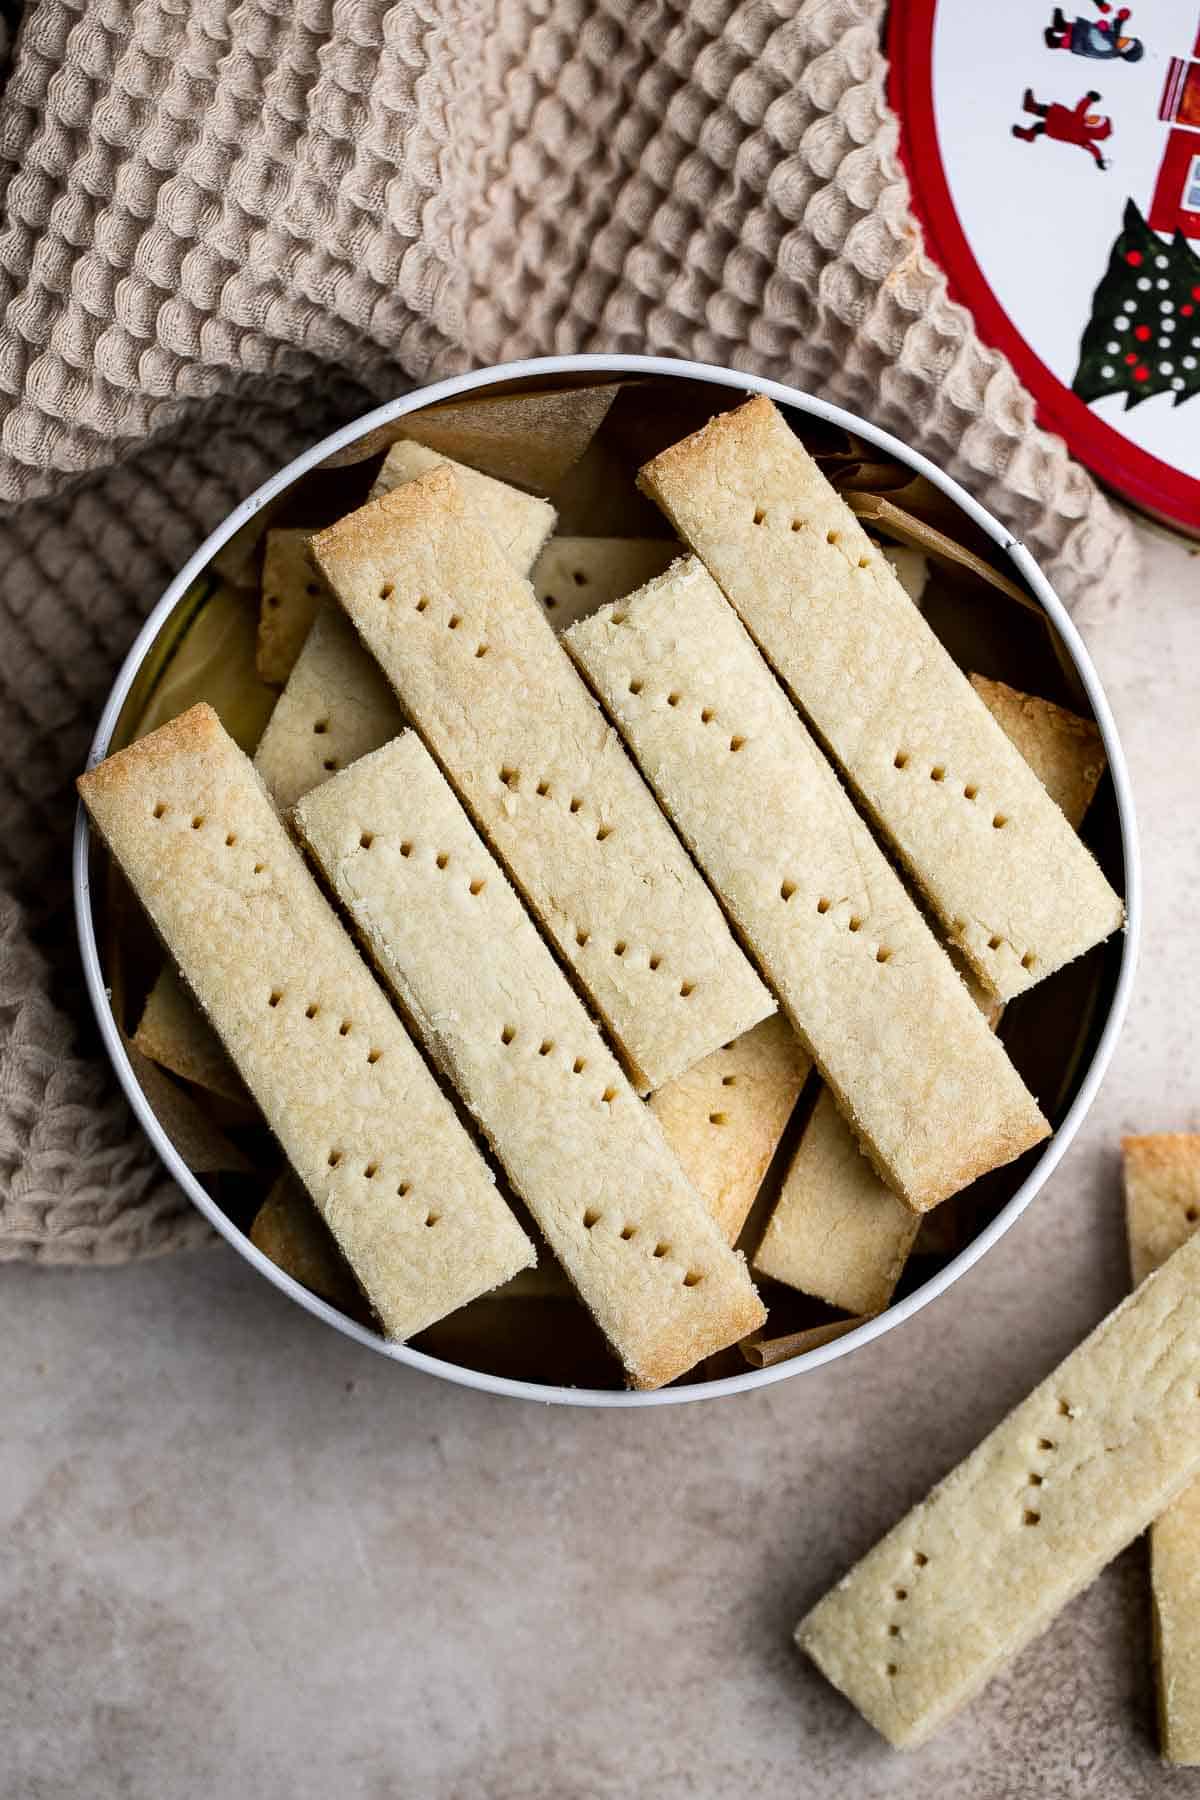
566;558;1047;1211
370;440;555;571
639;396;1124;1001
754;1087;921;1313
756;680;1106;1310
1124;1135;1200;1765
648;1015;811;1244
78;704;534;1338
531;536;678;632
134;963;247;1103
969;675;1106;842
256;529;325;685
254;607;404;813
294;730;766;1389
309;467;774;1094
797;1226;1200;1747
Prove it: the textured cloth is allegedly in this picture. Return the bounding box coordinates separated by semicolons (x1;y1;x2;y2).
0;0;1137;1263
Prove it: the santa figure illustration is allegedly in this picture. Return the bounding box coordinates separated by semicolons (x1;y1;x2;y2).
1011;88;1113;167
1043;3;1144;61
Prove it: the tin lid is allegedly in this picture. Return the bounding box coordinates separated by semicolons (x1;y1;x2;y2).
890;0;1200;534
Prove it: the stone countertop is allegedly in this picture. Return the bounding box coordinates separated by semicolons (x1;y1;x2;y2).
4;521;1198;1800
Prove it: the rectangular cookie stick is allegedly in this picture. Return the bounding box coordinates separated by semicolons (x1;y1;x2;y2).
1124;1134;1200;1765
309;466;775;1095
370;439;556;571
254;606;404;813
257;451;551;813
294;730;766;1389
797;1226;1200;1748
639;396;1124;1001
757;679;1107;1309
566;558;1048;1211
755;1086;920;1313
257;528;326;685
531;536;679;632
78;704;534;1337
648;1015;812;1244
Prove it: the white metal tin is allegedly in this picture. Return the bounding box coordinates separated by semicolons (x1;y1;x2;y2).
72;354;1141;1407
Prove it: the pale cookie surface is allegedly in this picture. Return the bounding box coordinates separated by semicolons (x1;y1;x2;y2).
133;963;246;1102
648;1015;811;1245
755;679;1104;1309
258;451;551;813
754;1087;920;1314
1125;1133;1200;1288
797;1227;1200;1748
309;467;774;1095
78;704;533;1338
1124;1135;1200;1765
566;558;1048;1211
639;396;1124;1001
294;730;765;1390
256;529;325;685
531;536;679;632
969;675;1106;835
370;439;555;571
254;607;404;813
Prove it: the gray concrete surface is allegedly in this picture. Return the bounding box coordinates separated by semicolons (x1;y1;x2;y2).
3;520;1198;1799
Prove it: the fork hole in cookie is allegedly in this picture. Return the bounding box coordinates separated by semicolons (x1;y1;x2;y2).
620;1224;636;1240
469;878;486;896
500;1025;516;1046
708;1112;727;1126
653;1242;670;1258
679;981;695;998
583;1208;601;1230
683;1270;703;1287
313;719;329;735
780;879;796;901
601;1087;618;1105
538;1039;554;1057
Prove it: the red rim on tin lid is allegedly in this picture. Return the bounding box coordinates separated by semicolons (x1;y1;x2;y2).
890;0;1200;534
